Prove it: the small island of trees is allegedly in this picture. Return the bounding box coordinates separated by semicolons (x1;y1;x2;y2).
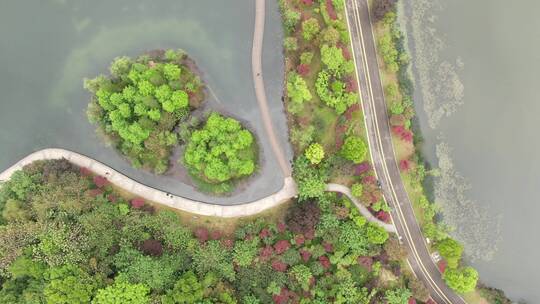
85;50;258;194
85;49;204;174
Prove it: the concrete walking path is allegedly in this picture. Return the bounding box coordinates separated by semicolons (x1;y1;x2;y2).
0;148;395;231
326;183;397;233
251;0;292;177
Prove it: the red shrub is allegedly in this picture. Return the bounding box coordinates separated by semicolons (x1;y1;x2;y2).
408;298;417;304
88;188;103;197
259;228;271;239
339;43;352;61
130;198;145;209
140;239;163;257
319;256;331;269
301;0;314;5
221;239;234;249
300;249;312;262
107;194;117;203
93;175;109;188
272;288;296;304
294;235;305;246
274;240;291;254
260;246;274;261
355;162;371;175
210;230;222;240
401;129;413;142
323;242;334;253
80;167;92;177
326;0;338;20
286;201;321;235
195;227;209;243
304;229;315;240
399;159;411;172
376;211;391;222
392;125;405;136
438;260;447;273
362;175;376;185
271;260;288;272
277;222;287;233
297;64;310;76
358;256;373;271
346;77;358;93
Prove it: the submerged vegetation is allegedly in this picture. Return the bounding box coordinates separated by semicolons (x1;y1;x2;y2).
0;159;426;303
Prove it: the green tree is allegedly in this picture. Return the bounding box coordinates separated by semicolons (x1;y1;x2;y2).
320;45;354;76
289;265;312;291
233;239;260;267
284;37;298;51
305;143;325;165
161;271;205;304
302;18;320;41
300;52;314;65
350;183;363;198
366;223;389;245
283;9;301;34
287;73;312;105
436;238;464;269
293;156;329;199
184;113;256;184
443;267;479;294
44;265;99;304
320;26;340;45
340;136;368;163
92;278;150;304
384;288;412;304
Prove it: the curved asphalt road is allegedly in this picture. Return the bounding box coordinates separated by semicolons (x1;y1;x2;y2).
344;0;467;303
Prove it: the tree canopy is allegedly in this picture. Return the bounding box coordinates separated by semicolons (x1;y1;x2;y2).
184;112;257;185
85;50;204;174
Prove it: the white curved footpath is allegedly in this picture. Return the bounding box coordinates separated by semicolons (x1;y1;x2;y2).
0;149;395;231
0;148;297;218
326;183;397;233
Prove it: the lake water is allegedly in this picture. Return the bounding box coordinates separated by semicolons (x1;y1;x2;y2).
404;0;540;301
0;0;292;205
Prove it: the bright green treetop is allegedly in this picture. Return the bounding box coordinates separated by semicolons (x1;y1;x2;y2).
436;238;464;269
92;277;150;304
443;267;479;294
184;113;256;184
305;143;325;164
340;136;368;163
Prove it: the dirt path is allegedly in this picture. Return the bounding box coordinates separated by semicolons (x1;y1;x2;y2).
251;0;292;177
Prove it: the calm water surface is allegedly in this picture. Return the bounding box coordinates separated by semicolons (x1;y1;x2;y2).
406;0;540;301
0;0;292;204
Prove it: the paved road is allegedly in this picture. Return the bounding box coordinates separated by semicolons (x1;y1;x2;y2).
251;0;292;177
344;0;467;303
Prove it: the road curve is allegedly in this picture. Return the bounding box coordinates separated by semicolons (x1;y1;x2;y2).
251;0;292;177
344;0;467;303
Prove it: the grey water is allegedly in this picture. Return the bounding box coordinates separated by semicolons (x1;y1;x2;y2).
0;0;292;205
405;0;540;301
